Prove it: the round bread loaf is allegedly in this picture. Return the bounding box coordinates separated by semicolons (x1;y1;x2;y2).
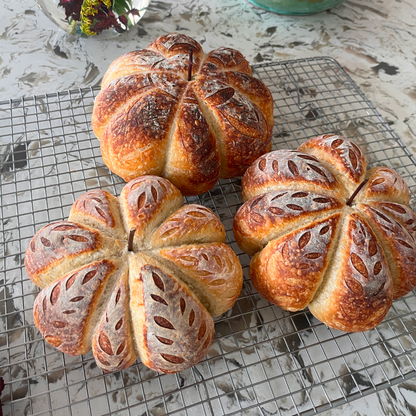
26;176;243;373
233;135;416;332
92;33;274;196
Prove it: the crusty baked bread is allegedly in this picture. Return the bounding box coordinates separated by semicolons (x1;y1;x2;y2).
26;176;243;373
234;135;416;332
92;33;274;196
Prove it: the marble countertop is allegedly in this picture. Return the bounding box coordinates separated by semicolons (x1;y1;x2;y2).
1;0;416;415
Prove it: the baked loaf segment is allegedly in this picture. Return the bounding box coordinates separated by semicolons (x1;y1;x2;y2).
357;202;416;299
150;204;225;249
250;214;342;312
119;176;183;250
359;167;410;205
33;259;119;355
241;150;346;202
92;265;138;372
234;135;416;332
308;214;393;333
92;33;274;195
26;176;243;373
69;190;125;241
129;254;215;374
233;190;344;256
25;221;123;288
298;135;367;194
163;87;221;195
156;243;243;317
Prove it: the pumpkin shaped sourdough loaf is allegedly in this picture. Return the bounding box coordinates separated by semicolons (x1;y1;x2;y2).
25;176;243;373
234;135;416;332
92;33;274;196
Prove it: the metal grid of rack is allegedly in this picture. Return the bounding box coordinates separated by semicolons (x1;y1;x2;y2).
1;57;416;416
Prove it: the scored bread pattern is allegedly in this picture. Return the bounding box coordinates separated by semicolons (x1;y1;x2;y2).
132;264;215;374
33;259;117;355
234;135;416;332
92;33;274;195
25;176;243;374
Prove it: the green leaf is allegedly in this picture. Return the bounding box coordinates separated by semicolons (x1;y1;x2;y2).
112;0;133;15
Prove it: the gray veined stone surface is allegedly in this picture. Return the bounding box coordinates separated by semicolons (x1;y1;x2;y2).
1;0;416;415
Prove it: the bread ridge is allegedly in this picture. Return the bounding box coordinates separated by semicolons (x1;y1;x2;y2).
308;211;393;332
150;243;243;317
128;252;215;373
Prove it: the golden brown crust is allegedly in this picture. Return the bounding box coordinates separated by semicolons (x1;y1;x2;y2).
201;70;273;131
233;190;344;256
93;33;273;195
69;189;125;240
119;176;183;249
33;259;117;355
241;150;347;202
93;74;155;139
24;221;122;288
129;255;215;374
358;167;410;205
28;176;242;373
237;137;413;332
193;76;272;178
298;135;367;194
150;204;225;249
357;202;416;299
156;243;243;317
100;86;184;182
200;47;252;75
147;33;204;79
250;214;342;312
163;87;221;195
309;213;393;332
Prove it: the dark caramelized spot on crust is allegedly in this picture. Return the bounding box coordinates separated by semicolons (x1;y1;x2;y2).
345;277;363;295
180;298;186;315
292;192;308;198
313;197;331;204
288;160;299;176
50;282;61;306
69;296;84;302
286;204;303;211
116;341;126;355
350;253;369;279
189;309;195;326
67;235;89;243
320;225;330;235
152;272;165;291
331;138;344;148
154;316;175;329
82;270;97;285
349;149;358;169
52;224;77;231
41;237;51;247
113;289;121;306
156;335;174;345
298;232;311;249
198;321;207;340
99;332;113;355
151;186;158;202
368;239;378;257
66;274;76;290
137;193;146;210
160;353;185;364
151;294;168;306
115;318;123;331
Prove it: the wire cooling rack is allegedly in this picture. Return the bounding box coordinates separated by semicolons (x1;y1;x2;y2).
1;57;416;416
